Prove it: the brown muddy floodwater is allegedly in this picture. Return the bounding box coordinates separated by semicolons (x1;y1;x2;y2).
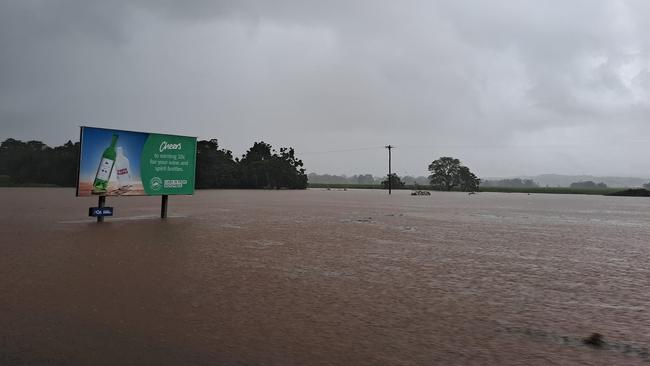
1;188;649;365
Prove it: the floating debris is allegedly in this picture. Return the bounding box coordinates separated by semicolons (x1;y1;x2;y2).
355;217;373;223
583;333;604;348
411;190;431;196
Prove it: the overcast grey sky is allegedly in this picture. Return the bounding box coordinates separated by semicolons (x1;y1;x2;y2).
2;1;650;177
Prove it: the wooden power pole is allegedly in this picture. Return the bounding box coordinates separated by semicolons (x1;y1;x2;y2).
385;145;393;194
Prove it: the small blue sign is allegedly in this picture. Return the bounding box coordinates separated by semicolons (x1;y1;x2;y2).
88;207;114;217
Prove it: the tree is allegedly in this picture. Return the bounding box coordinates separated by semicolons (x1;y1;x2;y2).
239;141;307;189
381;173;405;189
0;138;79;186
428;156;479;191
428;157;461;191
458;166;480;192
239;142;273;188
643;182;650;190
195;139;239;188
272;147;308;189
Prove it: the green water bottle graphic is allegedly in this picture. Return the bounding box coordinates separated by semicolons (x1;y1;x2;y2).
92;134;119;194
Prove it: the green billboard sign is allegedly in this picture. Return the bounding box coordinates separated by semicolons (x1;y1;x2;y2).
77;126;196;196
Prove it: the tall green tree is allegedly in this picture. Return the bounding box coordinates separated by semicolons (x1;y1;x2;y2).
273;147;307;189
428;156;479;191
239;142;273;188
458;166;480;192
428;157;461;191
195;139;239;188
239;141;307;189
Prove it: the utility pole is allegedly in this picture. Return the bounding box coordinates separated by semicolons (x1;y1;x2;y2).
385;145;393;195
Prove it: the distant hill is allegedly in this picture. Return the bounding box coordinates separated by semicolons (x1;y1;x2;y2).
482;174;650;188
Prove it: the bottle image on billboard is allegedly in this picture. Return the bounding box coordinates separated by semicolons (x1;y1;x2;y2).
115;146;131;188
92;134;119;194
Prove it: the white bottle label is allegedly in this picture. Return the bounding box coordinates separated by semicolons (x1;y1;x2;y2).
96;158;114;181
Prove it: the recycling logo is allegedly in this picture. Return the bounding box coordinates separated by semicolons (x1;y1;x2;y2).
150;176;162;191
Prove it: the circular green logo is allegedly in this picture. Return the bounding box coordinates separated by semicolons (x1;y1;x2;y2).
150;177;162;191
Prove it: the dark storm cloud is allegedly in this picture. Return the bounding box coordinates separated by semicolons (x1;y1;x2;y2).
2;1;650;177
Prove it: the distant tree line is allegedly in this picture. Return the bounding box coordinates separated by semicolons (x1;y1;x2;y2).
569;181;608;189
306;173;381;185
0;138;79;186
482;178;539;188
196;139;307;189
0;138;307;189
308;157;481;192
307;173;429;185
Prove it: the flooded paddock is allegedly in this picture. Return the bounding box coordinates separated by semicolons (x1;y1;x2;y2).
1;188;649;365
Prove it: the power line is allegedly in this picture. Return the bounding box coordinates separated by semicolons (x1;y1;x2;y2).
300;140;650;155
300;145;386;155
394;141;650;150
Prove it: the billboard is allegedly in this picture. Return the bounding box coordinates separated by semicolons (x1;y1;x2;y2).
76;126;196;196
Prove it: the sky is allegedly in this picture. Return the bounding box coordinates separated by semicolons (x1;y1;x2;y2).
2;0;650;178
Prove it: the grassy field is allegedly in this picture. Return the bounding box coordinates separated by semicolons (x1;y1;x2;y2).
307;183;622;196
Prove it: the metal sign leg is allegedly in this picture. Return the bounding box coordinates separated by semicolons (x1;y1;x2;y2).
98;196;106;223
161;195;168;218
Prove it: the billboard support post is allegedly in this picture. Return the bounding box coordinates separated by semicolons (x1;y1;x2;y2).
97;196;106;223
161;195;168;219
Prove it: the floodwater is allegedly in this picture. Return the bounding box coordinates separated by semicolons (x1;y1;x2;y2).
1;188;649;365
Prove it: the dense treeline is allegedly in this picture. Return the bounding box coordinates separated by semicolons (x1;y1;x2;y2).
569;180;608;189
196;139;307;189
482;178;539;188
0;138;79;186
0;138;307;189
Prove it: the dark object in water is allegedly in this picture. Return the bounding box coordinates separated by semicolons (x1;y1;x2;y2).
583;333;604;348
411;190;431;196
